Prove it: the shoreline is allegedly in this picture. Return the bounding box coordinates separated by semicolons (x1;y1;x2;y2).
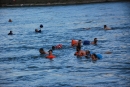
1;0;129;7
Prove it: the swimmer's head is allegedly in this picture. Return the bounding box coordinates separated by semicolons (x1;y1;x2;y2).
52;46;55;50
94;38;97;45
48;49;53;53
39;48;44;51
40;24;43;28
86;50;90;54
104;25;107;28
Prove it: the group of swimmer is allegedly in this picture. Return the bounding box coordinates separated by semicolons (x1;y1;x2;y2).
39;38;102;61
72;38;102;61
8;19;111;60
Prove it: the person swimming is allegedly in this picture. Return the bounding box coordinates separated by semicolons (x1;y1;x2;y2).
8;31;13;35
52;44;62;50
83;38;98;45
91;53;102;61
35;29;41;33
8;19;12;22
104;25;111;30
74;47;86;57
39;48;48;54
46;50;56;59
40;24;43;29
85;50;92;58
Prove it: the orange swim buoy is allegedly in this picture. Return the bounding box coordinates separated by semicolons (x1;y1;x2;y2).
71;40;78;46
46;55;55;59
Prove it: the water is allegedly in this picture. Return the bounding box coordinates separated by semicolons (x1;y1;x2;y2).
0;1;130;87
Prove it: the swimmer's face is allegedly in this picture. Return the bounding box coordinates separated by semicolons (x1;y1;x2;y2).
91;55;95;60
86;51;89;55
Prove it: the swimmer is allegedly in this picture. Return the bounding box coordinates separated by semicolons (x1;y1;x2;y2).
74;47;86;57
77;40;82;48
35;29;41;33
91;53;102;61
40;24;43;29
83;38;98;45
85;50;91;58
91;38;98;45
46;50;56;59
104;25;111;30
52;44;62;50
39;48;48;54
8;19;12;22
8;31;13;35
105;51;112;54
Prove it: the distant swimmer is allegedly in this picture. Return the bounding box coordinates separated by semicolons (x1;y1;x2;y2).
91;53;102;61
39;48;48;54
104;25;111;30
91;38;98;45
85;50;92;58
8;19;12;22
52;44;62;50
74;47;86;57
8;31;13;35
71;39;82;47
77;40;82;48
35;29;41;33
83;38;98;45
40;24;43;29
46;50;56;59
105;51;112;54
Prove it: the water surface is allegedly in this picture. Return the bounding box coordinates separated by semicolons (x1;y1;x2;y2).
0;1;130;87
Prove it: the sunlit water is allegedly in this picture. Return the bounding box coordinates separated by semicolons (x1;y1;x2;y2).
0;1;130;87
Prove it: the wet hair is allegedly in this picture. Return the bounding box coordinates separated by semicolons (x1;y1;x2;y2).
48;49;53;52
92;53;97;58
39;48;43;51
104;25;107;28
52;46;55;50
40;24;43;28
8;31;13;35
94;38;97;44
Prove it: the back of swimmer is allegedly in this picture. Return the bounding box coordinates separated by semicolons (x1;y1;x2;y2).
46;50;55;59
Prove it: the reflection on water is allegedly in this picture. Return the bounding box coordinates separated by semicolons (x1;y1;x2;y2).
0;1;130;87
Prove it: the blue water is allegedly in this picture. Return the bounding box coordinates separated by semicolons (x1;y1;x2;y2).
0;1;130;87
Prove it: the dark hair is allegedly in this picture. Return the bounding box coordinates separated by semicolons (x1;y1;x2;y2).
52;46;55;50
94;38;97;44
93;53;97;58
39;48;43;51
104;25;107;28
48;49;53;52
40;24;43;28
